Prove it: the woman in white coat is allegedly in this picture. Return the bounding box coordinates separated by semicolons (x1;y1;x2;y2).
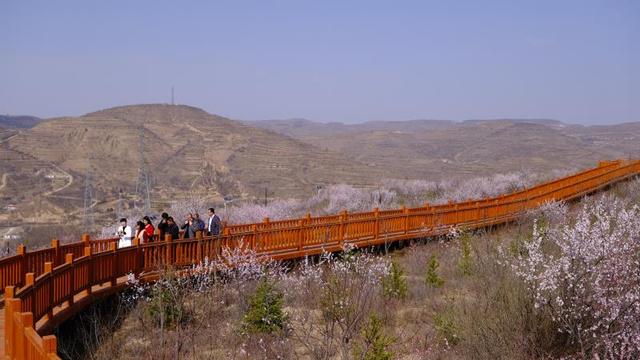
116;218;132;248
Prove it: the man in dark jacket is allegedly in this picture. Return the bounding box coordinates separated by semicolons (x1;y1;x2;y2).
167;217;180;240
207;208;221;236
181;213;195;239
193;213;206;237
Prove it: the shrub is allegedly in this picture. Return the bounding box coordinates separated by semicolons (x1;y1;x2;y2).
354;315;395;360
382;261;408;299
457;232;473;276
243;277;288;334
147;271;189;328
433;301;460;346
425;255;445;288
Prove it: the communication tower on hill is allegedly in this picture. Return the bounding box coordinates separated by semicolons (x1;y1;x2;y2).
135;127;152;213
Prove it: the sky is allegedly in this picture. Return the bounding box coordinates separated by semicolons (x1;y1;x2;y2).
0;0;638;124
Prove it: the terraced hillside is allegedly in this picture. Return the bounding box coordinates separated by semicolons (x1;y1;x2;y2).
249;118;640;180
3;104;383;231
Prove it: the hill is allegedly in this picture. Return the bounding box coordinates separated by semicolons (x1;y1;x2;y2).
0;115;42;129
2;104;383;230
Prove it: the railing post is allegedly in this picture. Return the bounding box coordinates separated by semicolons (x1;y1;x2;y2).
339;210;347;248
51;239;60;265
65;253;74;306
402;206;409;234
165;234;173;265
109;242;117;286
16;312;33;360
44;262;54;318
24;272;34;315
82;233;90;248
17;245;26;286
132;236;142;273
84;246;93;295
262;217;270;253
373;207;380;244
305;212;311;224
43;335;58;357
251;224;258;252
4;286;16;357
196;230;203;262
297;220;304;252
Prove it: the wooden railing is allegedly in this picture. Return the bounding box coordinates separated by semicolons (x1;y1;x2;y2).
3;159;640;360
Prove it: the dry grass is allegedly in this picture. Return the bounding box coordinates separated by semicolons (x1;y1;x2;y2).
80;226;556;360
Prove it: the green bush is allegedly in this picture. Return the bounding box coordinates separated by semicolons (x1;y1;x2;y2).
147;274;188;328
382;261;408;300
457;233;473;276
354;315;395;360
434;302;459;345
425;255;445;288
243;277;288;334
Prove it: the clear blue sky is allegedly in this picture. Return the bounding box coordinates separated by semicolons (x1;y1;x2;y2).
1;0;638;124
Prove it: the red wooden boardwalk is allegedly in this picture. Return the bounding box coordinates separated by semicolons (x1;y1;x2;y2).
1;159;639;359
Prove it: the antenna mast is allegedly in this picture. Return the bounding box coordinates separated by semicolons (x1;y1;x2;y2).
171;86;175;105
134;127;152;213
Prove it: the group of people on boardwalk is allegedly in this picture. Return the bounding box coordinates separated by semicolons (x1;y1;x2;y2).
116;208;222;248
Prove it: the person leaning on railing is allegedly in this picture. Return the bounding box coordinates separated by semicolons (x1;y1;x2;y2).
167;217;180;240
181;213;195;239
143;216;155;242
194;212;206;238
133;220;145;244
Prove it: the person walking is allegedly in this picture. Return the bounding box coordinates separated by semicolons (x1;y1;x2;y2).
207;208;221;236
116;218;132;248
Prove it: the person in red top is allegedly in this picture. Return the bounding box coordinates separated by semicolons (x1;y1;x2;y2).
142;216;155;242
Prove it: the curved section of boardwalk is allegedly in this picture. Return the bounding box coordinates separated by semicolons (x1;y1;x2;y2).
2;159;640;359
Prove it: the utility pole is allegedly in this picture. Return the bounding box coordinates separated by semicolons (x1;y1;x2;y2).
83;158;95;229
135;127;152;214
264;187;268;207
